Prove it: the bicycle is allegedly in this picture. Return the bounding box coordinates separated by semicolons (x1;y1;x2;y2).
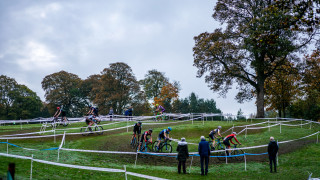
80;121;103;136
213;138;226;161
153;139;172;153
50;117;70;128
137;141;153;152
130;134;139;149
229;144;244;161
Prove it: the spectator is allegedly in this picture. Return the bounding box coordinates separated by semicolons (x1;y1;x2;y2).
198;136;210;176
176;137;189;174
7;163;15;180
128;106;133;121
268;136;278;173
108;107;114;121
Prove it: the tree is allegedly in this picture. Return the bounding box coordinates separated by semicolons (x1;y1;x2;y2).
140;70;169;100
193;0;320;117
0;75;42;120
158;81;180;112
41;71;86;117
264;62;302;117
92;62;140;114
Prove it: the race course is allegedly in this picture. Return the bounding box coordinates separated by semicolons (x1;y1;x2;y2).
0;114;320;180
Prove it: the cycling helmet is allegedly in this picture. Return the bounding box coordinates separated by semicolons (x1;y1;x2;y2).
168;127;172;131
156;104;159;106
57;107;60;110
218;126;222;129
149;129;153;133
89;105;92;108
233;132;237;135
138;121;142;125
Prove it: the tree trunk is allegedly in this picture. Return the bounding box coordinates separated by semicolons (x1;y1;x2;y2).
256;78;265;118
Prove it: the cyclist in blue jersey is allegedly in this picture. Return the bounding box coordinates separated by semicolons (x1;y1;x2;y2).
208;126;222;150
155;127;172;149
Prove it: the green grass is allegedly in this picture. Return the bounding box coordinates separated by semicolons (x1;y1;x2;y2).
0;119;319;179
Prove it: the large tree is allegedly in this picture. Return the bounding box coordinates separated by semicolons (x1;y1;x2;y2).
264;62;302;117
140;70;169;100
193;0;320;117
92;62;140;114
42;71;86;117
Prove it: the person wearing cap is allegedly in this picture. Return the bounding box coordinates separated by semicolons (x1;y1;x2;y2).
223;132;241;156
198;136;210;176
208;126;223;150
131;121;142;144
268;136;278;173
176;137;189;174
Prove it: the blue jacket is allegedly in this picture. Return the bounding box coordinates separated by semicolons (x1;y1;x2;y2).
198;139;210;157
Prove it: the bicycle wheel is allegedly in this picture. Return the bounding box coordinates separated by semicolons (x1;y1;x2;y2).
81;127;89;136
217;147;226;161
95;126;103;135
63;118;69;127
131;138;137;149
232;149;244;161
153;141;159;152
161;144;172;153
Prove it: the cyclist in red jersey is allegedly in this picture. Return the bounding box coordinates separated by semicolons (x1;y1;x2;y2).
223;132;241;156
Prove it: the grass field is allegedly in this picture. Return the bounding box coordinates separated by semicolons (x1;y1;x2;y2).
0;118;319;179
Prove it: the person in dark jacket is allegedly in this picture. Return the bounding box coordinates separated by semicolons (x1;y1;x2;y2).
176;137;189;174
198;136;210;175
128;106;133;121
108;107;114;121
268;136;278;173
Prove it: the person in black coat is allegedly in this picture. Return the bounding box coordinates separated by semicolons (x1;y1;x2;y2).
268;136;279;173
176;137;189;174
198;136;210;175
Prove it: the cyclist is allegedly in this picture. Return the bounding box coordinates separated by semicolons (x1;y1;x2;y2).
156;127;172;149
223;132;241;156
137;129;153;152
155;104;165;121
155;104;165;114
53;106;67;124
131;122;142;144
86;105;99;131
209;126;222;150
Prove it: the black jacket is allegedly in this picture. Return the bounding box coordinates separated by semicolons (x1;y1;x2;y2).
268;140;279;156
198;139;210;157
176;141;189;161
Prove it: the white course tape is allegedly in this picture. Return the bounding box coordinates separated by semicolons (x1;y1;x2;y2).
0;152;168;180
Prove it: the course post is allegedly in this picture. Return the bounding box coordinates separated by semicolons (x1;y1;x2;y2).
135;152;138;167
300;120;302;128
202;114;204;125
20;118;22;130
30;154;34;180
245;126;247;139
225;149;228;164
189;156;194;173
317;132;319;144
268;120;270;132
244;152;247;171
124;165;127;180
280;122;282;134
54;129;56;143
310;122;312;130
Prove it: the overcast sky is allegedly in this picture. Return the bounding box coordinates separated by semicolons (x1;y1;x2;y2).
0;0;256;115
